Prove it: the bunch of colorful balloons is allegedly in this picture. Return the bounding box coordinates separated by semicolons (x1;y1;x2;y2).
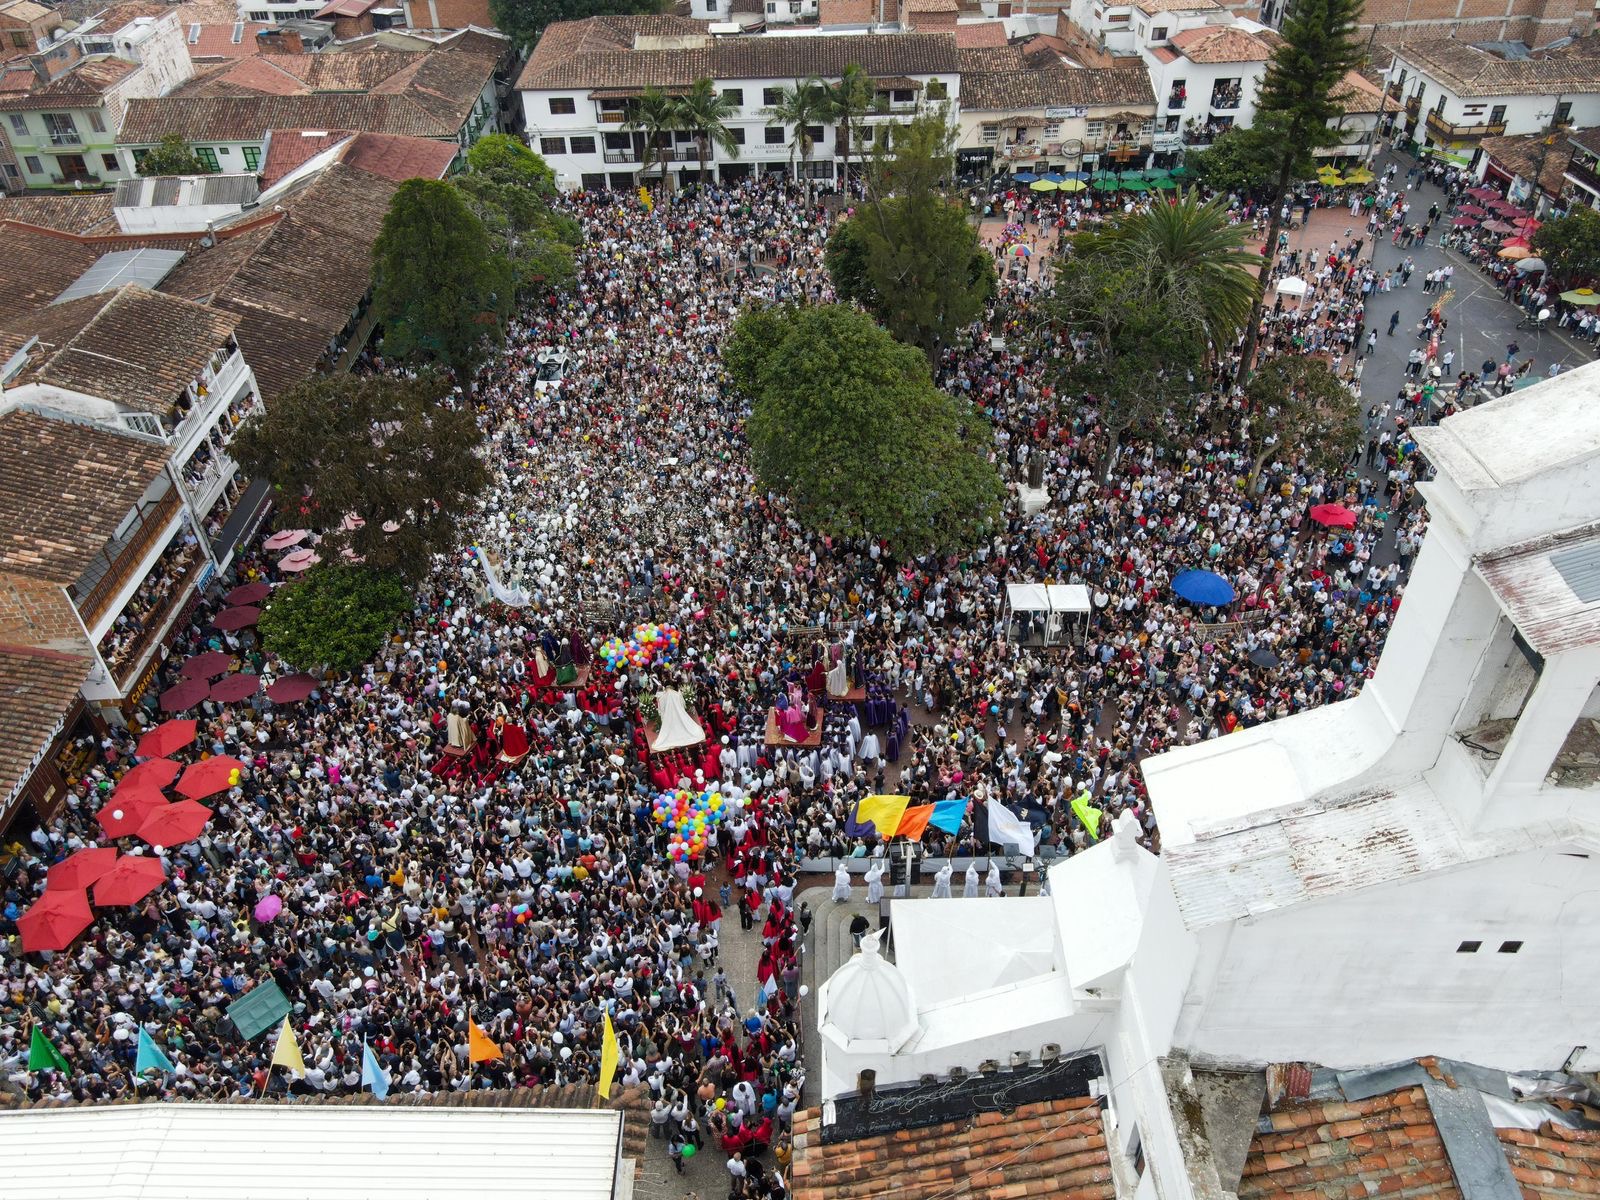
651;786;726;860
598;623;683;672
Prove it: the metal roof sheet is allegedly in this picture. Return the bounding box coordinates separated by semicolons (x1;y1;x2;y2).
1476;520;1600;656
53;248;186;304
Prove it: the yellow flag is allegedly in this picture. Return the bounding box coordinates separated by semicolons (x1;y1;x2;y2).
270;1017;304;1076
597;1011;620;1099
854;794;911;838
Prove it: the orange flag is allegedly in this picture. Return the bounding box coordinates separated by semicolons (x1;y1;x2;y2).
896;804;936;840
468;1020;502;1063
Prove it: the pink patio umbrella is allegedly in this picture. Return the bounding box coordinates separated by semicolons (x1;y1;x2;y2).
135;800;212;850
212;606;261;631
209;673;261;703
381;520;401;533
265;674;318;703
178;650;236;679
117;758;180;792
1450;217;1478;228
136;719;196;760
1466;185;1501;201
176;755;247;800
96;791;166;840
93;855;167;907
159;677;211;713
1482;220;1516;235
47;847;119;892
340;513;367;531
263;529;308;551
225;582;271;606
17;889;93;953
1455;204;1489;217
279;549;321;573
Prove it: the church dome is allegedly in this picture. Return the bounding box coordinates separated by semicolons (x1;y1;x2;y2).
820;931;920;1052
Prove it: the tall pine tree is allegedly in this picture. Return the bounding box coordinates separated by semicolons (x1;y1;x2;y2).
1234;0;1363;379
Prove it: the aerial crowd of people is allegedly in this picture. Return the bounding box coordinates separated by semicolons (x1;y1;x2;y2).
1;162;1448;1195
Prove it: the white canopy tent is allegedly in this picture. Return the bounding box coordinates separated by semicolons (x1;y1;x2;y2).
650;688;706;751
1005;582;1092;647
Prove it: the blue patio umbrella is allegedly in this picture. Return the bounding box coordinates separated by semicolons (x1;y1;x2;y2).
1013;172;1039;183
1171;569;1236;606
1041;172;1067;183
1065;171;1091;181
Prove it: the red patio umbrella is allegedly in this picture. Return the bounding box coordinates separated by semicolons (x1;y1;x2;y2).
93;855;167;907
17;889;93;953
1450;217;1478;228
178;651;236;679
209;673;261;703
136;719;197;759
212;606;261;631
117;757;180;793
265;674;318;703
1456;204;1489;217
96;791;166;839
1309;503;1359;528
262;529;308;551
1490;198;1525;214
1483;220;1516;235
1466;185;1500;201
136;800;212;849
225;582;271;606
160;677;211;713
46;847;119;891
176;755;247;800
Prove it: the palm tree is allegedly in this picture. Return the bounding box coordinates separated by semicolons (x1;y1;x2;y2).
763;77;833;199
624;86;679;191
1099;188;1262;353
827;63;873;186
677;77;741;190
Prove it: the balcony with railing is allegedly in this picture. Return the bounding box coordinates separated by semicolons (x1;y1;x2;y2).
1405;95;1421;119
603;147;638;164
71;487;183;631
97;535;204;688
1566;154;1600;196
1424;110;1505;141
1208;86;1242;111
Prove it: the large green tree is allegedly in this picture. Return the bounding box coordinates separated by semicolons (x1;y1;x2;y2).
488;0;659;49
729;303;1004;558
624;86;681;187
831;111;995;364
1234;0;1364;379
1532;205;1600;287
372;179;513;388
454;137;578;297
1078;188;1262;354
1050;259;1208;481
828;63;875;183
1183;123;1282;196
257;564;411;675
1243;355;1361;490
137;133;210;176
231;373;489;581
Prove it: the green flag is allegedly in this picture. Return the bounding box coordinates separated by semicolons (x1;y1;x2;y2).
1071;792;1102;841
28;1027;69;1075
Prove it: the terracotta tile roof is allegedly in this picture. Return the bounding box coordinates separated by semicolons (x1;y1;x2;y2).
954;21;1007;47
818;0;874;22
119;93;460;142
0;224;102;311
789;1096;1115;1200
959;44;1026;71
0;285;238;416
0;410;171;586
159;160;399;401
1132;0;1220;11
1330;67;1383;114
341;130;458;181
1480;133;1570;199
1397;37;1600;97
1238;1086;1462;1200
0;632;92;810
0;192;118;234
1498;1121;1600;1199
0;54;137;111
0;0;54;23
961;64;1154;111
1168;24;1272;63
518;18;958;89
187;22;275;59
0;574;90;656
259;126;353;185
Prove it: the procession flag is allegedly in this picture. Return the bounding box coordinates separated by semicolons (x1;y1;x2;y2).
361;1038;390;1101
270;1017;305;1076
597;1012;620;1099
1071;792;1102;841
469;1020;503;1064
27;1027;69;1075
135;1027;175;1075
928;798;967;835
854;794;910;839
895;804;936;840
984;798;1037;858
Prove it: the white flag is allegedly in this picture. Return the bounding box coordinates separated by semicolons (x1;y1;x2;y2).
985;799;1036;858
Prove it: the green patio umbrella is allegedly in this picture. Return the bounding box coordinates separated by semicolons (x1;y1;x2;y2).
1121;179;1151;192
1151;177;1178;189
1141;167;1171;180
1092;176;1120;191
1170;164;1190;178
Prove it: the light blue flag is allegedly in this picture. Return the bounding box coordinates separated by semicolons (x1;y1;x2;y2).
928;798;967;835
135;1027;174;1076
361;1038;390;1101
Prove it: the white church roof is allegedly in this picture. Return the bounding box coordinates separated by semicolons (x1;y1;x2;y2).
819;931;920;1052
891;896;1057;1006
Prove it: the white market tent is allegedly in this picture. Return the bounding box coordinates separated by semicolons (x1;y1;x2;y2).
0;1104;625;1200
1005;582;1092;647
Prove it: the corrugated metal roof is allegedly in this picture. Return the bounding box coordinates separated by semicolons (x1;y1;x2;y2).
0;1104;623;1200
1550;542;1600;604
53;248;186;304
1476;520;1600;655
